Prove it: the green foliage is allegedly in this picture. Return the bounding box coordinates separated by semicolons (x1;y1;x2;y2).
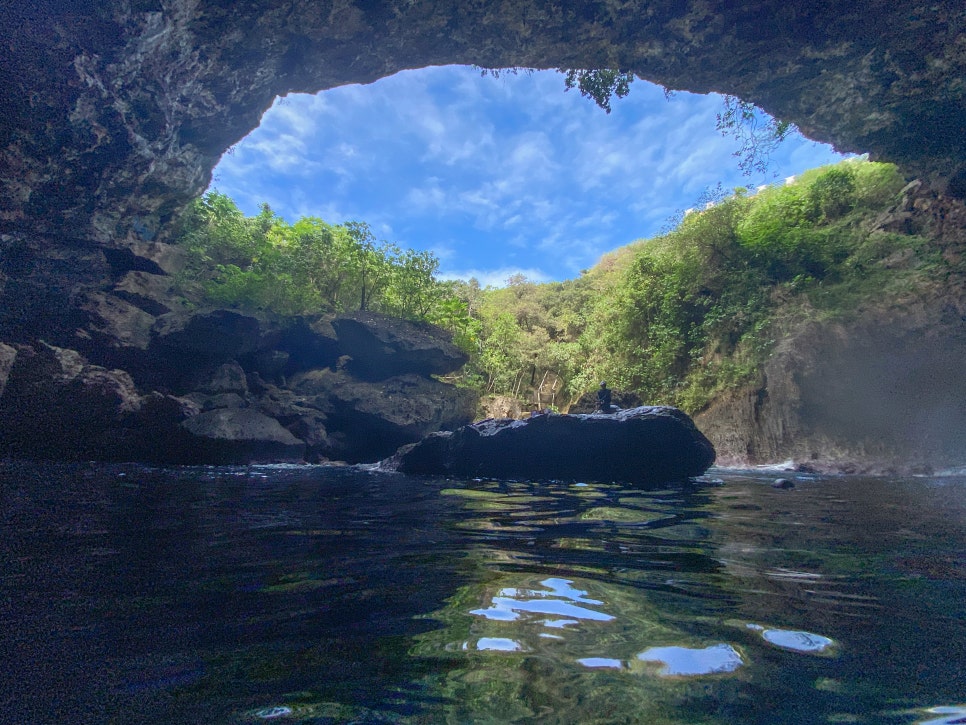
561;69;634;113
464;159;938;416
477;66;633;114
177;160;931;420
178;191;268;268
850;159;906;208
382;249;443;319
173;192;471;332
594;193;771;403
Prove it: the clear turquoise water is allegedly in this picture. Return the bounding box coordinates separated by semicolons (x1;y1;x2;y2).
2;461;964;724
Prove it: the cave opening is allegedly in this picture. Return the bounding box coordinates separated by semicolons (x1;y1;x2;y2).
206;65;848;286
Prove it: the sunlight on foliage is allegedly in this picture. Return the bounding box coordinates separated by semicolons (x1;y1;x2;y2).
174;192;480;360
462;160;933;415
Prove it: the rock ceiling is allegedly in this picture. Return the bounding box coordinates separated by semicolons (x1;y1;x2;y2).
1;0;964;245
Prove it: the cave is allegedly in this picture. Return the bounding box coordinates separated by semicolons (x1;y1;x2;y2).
0;0;964;470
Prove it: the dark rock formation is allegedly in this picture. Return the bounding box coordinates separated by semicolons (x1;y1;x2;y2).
179;408;306;465
569;389;644;414
331;311;469;381
0;311;475;465
285;368;477;462
0;1;963;469
696;309;966;475
383;406;716;485
0;230;476;463
0;340;196;462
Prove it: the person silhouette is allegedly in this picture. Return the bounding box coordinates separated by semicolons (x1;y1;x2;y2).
596;381;613;413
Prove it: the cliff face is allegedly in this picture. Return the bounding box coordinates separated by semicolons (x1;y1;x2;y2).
2;1;964;246
697;309;966;474
696;188;966;473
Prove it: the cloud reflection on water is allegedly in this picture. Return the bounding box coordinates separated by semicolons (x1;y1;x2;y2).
636;643;745;676
470;577;616;625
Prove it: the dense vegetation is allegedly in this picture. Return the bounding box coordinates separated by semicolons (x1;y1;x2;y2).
451;159;940;413
174;192;479;349
176;160;942;417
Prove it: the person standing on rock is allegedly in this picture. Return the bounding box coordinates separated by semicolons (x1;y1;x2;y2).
596;381;613;413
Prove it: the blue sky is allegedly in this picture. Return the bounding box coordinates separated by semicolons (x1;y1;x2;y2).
211;65;848;286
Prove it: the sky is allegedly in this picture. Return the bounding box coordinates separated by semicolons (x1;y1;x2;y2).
211;65;849;287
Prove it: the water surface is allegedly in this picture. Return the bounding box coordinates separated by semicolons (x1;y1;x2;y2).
2;462;963;723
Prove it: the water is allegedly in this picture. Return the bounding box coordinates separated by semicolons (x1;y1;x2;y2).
1;461;964;724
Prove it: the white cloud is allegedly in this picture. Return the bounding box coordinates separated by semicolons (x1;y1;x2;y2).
266;95;326;136
404;178;448;212
439;265;553;288
505;132;559;178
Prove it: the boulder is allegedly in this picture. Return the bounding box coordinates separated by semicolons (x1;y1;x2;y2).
151;309;263;361
187;392;247;411
0;341;143;459
199;361;248;395
179;408;305;464
273;315;340;375
247;349;290;382
331;311;468;381
284;368;477;462
119;392;202;463
0;291;478;463
384;406;716;486
141;309;267;391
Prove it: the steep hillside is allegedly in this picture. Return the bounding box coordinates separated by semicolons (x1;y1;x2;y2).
695;182;966;473
465;161;965;473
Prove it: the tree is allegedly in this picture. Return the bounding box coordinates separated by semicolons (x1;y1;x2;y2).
383;249;442;320
177;191;267;269
339;222;393;312
716;96;796;176
561;69;634;113
174;192;459;322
